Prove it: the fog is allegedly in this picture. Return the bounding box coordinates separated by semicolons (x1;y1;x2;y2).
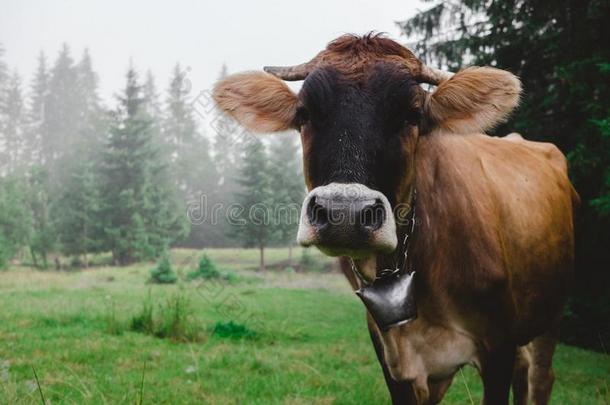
1;0;424;103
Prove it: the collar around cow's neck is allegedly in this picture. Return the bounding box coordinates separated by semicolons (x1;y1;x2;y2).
397;188;418;275
350;189;418;331
349;188;417;283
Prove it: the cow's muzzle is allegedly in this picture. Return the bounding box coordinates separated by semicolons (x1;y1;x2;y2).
297;183;397;258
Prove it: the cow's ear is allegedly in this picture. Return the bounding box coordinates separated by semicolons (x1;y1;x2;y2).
213;71;299;133
425;67;521;134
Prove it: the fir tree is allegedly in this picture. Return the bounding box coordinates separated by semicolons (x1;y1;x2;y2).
25;51;49;165
268;135;305;264
43;43;79;179
0;43;8;88
25;166;55;269
210;64;244;247
165;64;195;159
100;65;186;265
74;48;105;153
231;140;274;271
0;44;9;161
143;70;163;146
212;64;240;194
51;49;106;266
54;158;101;266
0;72;25;172
164;64;217;246
0;174;31;265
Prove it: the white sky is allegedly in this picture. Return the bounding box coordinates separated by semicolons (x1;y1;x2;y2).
0;0;425;105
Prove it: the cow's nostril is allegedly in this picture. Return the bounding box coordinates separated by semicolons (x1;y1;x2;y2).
360;199;385;231
307;197;329;229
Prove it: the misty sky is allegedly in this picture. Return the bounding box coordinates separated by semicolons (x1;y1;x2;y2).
1;0;425;105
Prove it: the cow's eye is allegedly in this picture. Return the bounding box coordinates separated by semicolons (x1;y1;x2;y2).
295;106;310;128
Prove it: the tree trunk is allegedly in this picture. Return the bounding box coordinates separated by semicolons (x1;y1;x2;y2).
259;244;265;272
30;247;38;268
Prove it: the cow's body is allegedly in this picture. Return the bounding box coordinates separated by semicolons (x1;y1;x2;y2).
213;33;578;404
342;132;577;403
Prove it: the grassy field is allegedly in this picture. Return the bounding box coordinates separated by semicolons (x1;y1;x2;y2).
0;248;608;404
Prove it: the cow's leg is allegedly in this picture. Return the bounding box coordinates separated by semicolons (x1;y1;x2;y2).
428;375;455;404
367;320;416;404
512;346;529;405
480;344;516;405
525;330;558;405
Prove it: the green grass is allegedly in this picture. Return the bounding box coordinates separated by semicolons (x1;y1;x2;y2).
0;248;608;404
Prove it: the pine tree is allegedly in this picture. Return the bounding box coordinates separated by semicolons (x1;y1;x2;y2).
0;173;31;266
210;64;244;247
0;45;8;132
212;64;240;195
25;51;49;165
143;69;192;249
165;64;198;186
0;43;8;88
43;43;79;180
100;65;187;265
231;140;274;271
25;166;55;269
165;64;194;160
268;135;305;264
54;159;101;265
164;64;217;246
143;70;163;146
74;48;105;153
0;71;25;172
50;49;106;266
0;45;11;174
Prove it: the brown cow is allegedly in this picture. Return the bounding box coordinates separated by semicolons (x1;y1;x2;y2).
213;33;578;405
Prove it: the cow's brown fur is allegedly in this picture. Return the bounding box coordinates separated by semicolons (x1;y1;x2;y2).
426;67;521;134
337;133;577;404
312;33;424;81
213;34;578;405
213;71;298;132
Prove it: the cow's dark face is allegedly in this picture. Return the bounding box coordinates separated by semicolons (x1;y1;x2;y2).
295;64;424;257
213;34;521;260
299;64;423;195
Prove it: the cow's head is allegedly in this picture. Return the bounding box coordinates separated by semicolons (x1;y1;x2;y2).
214;33;520;262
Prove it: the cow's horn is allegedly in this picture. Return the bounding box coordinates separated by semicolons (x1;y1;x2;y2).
418;64;454;85
263;62;314;81
264;52;324;81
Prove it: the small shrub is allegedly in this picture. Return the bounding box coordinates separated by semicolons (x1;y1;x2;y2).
105;298;125;335
130;292;204;342
187;255;220;280
212;321;256;339
222;271;239;283
149;256;177;284
130;293;154;335
156;293;192;340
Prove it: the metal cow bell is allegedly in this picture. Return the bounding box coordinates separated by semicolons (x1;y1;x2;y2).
355;269;417;331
